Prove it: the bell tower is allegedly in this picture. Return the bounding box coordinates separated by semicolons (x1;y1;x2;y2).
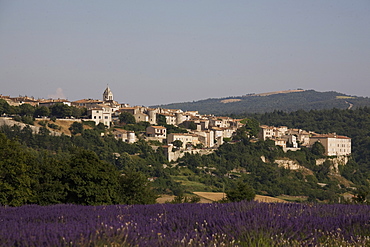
103;85;114;102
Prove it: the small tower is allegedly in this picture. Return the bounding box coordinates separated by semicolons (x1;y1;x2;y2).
103;85;114;102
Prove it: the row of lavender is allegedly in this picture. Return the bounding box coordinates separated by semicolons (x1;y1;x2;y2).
1;201;370;246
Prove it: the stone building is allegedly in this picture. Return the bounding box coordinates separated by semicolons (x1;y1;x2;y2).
146;126;167;140
103;85;114;102
309;133;351;156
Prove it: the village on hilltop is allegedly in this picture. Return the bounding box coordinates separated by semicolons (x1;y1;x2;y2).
0;86;351;161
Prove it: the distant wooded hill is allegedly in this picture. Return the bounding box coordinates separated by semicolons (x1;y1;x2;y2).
152;90;370;115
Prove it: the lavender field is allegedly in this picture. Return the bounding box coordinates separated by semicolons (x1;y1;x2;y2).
1;201;370;246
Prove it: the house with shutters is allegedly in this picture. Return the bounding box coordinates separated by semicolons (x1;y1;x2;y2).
146;126;167;141
88;106;112;127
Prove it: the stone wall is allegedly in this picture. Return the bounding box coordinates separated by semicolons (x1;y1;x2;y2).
167;148;214;162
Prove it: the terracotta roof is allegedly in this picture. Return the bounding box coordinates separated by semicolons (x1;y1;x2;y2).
119;107;136;110
39;99;70;103
89;106;111;110
311;134;351;139
72;99;102;103
150;126;166;129
113;129;128;133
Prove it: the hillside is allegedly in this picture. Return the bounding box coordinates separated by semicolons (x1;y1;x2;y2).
1;105;370;206
152;89;370;115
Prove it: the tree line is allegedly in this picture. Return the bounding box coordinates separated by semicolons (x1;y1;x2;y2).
168;107;370;203
0;132;159;206
0;121;179;206
0;99;87;124
152;90;370;115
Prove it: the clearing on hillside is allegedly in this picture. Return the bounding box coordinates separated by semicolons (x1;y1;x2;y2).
156;194;213;204
193;192;287;203
35;119;93;136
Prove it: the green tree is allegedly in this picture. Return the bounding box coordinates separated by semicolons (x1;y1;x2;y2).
232;126;249;143
188;122;197;130
244;118;260;137
173;140;183;149
195;143;204;149
165;124;188;134
34;106;50;117
69;121;83;135
64;149;121;205
157;114;167;126
33;152;67;205
119;112;136;124
0;99;11;115
50;103;72;118
311;141;325;156
353;186;370;204
71;106;85;118
21;115;34;125
95;122;106;132
169;193;200;203
47;122;60;130
0;133;37;206
123;121;150;133
118;170;158;204
226;181;255;202
18;103;35;116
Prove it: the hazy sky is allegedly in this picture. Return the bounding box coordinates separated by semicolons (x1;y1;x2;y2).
1;1;369;106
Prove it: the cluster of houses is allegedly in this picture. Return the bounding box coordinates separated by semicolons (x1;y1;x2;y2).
259;125;351;156
1;87;352;159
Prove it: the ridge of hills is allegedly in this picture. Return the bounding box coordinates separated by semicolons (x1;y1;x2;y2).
152;89;370;115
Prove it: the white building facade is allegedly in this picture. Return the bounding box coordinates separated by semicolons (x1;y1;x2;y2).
309;134;351;156
88;107;112;126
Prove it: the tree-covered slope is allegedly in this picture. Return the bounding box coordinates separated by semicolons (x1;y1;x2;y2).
171;107;370;203
245;107;370;178
2;102;370;206
153;90;370;115
0;126;166;206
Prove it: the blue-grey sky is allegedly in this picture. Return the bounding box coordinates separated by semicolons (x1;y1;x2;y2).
1;1;369;106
